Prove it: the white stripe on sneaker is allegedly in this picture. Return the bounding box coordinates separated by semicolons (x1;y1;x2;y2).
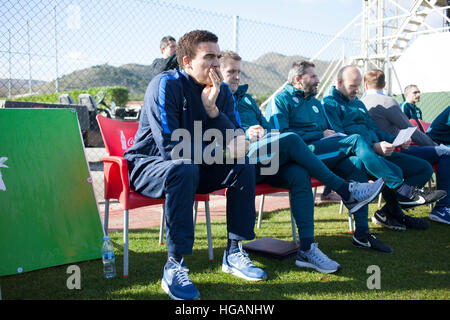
352;236;371;248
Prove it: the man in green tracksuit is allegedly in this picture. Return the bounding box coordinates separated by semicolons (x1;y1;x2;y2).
265;61;443;234
400;85;424;131
322;65;446;231
220;51;388;261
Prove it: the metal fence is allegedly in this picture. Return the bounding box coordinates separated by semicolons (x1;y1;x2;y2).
1;0;448;201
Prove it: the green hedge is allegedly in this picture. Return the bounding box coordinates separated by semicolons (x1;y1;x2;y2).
11;86;129;106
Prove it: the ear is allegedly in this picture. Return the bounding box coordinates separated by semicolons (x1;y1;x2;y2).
182;56;191;69
365;82;368;90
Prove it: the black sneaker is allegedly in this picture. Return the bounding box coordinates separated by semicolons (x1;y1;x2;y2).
400;214;430;230
371;210;406;231
398;188;447;209
352;233;393;253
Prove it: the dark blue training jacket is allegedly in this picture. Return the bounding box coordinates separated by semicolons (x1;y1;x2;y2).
124;69;241;163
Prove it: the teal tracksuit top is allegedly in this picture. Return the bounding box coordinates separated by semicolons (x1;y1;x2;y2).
233;84;272;131
322;86;395;146
265;83;332;143
427;106;450;145
401;101;423;121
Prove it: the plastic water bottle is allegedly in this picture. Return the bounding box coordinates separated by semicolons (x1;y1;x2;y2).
102;236;116;279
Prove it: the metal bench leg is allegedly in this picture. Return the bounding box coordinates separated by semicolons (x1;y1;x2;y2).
257;195;265;229
159;204;165;245
428;180;434;210
339;200;344;215
348;212;354;233
313;187;317;206
290;212;298;243
123;209;129;277
204;201;214;261
103;199;110;235
377;193;382;208
193;201;199;226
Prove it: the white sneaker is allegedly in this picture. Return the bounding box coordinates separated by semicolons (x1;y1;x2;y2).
295;243;340;274
343;178;384;213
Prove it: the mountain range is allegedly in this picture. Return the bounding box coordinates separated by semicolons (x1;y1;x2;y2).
1;53;331;99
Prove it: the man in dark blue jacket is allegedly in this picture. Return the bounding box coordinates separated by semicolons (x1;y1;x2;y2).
124;30;265;300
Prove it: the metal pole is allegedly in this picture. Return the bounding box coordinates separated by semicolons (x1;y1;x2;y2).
377;0;385;69
54;6;59;93
233;15;239;53
27;21;32;95
8;29;12;98
361;0;370;74
385;44;391;95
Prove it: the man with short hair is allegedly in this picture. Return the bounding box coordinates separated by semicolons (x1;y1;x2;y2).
160;36;177;59
401;85;424;130
362;69;450;225
363;71;436;146
219;50;385;273
322;65;446;230
265;61;400;252
148;35;179;82
124;30;265;300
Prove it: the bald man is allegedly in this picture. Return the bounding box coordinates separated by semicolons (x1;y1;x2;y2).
266;60;397;252
322;65;446;232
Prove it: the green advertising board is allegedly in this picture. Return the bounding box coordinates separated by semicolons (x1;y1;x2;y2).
0;109;103;277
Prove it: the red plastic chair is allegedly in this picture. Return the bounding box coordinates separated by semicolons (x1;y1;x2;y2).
410;119;431;133
96;115;212;277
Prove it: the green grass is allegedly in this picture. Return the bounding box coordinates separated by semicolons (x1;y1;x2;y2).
2;203;449;300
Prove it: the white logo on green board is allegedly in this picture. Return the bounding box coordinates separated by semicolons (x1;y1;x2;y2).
312;106;319;113
244;97;252;105
0;157;8;191
359;108;366;114
293;97;299;104
308;145;315;152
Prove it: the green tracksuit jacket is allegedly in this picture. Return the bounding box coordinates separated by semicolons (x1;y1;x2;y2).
427;106;450;145
233;84;272;131
264;83;332;143
401;101;423;121
322;86;395;146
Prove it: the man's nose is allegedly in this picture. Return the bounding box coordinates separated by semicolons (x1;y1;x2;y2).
211;58;220;67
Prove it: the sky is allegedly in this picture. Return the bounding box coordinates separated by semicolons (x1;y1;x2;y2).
169;0;363;36
1;0;447;84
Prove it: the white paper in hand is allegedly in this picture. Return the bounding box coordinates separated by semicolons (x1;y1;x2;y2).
392;127;416;147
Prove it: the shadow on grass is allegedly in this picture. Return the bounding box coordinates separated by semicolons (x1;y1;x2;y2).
2;206;449;300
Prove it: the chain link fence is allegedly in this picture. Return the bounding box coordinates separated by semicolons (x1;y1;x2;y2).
1;0;448;201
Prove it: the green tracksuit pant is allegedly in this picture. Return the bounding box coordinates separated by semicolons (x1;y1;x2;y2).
309;134;432;189
309;133;433;217
254;132;369;241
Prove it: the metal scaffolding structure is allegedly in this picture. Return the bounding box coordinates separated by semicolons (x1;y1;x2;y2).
315;0;450;97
